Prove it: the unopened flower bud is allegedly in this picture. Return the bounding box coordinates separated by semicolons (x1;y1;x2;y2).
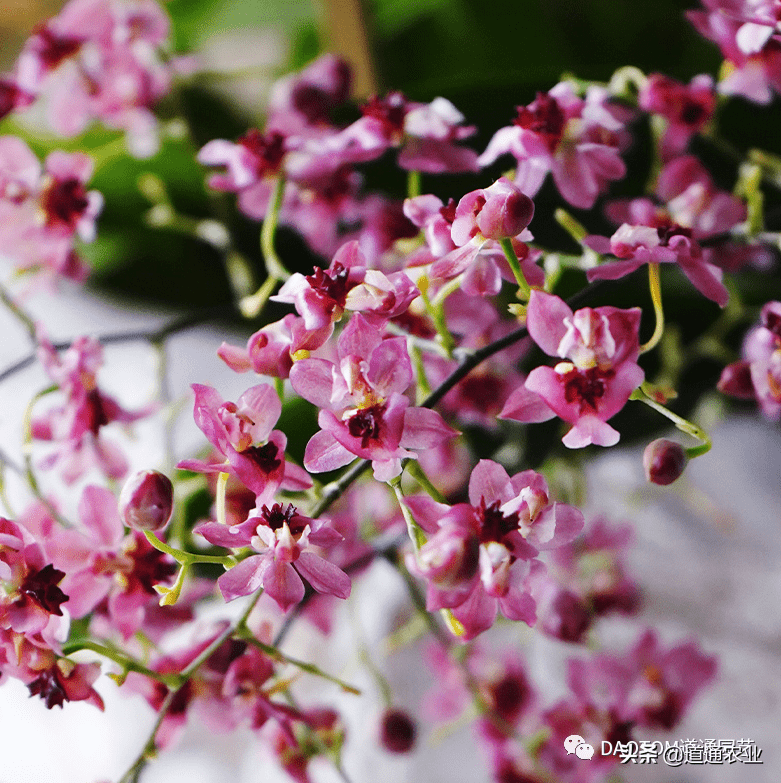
119;470;174;531
717;360;755;400
643;439;687;486
379;708;417;754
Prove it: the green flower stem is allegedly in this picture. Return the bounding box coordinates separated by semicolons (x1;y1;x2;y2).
640;263;665;354
260;175;290;282
143;530;233;567
554;208;589;243
22;385;71;527
118;587;264;783
430;275;464;309
630;383;712;458
62;639;179;688
405;460;446;503
239;271;280;319
389;478;426;551
238;174;290;317
499;237;531;301
407;169;422;199
420;282;455;358
0;280;36;341
411;345;432;404
238;633;361;695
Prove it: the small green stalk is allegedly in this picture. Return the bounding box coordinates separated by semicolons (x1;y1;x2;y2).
630;383;712;458
260;175;290;281
389;478;427;551
640;263;665;353
407;169;422;199
499;237;531;301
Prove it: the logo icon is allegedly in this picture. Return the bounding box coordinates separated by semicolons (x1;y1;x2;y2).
564;734;595;760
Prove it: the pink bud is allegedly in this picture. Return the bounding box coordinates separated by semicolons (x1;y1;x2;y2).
717;361;754;400
476;178;535;240
379;708;417;754
118;470;174;531
643;439;687;486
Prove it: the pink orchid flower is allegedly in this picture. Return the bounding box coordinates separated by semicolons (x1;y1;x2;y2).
290;314;457;481
405;459;583;640
178;383;310;507
197;502;350;612
501;291;644;448
479;82;628;209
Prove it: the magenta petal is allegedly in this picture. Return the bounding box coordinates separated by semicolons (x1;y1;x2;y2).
499;561;537;624
585;258;644;281
582;235;612;254
218;342;251;372
218;555;266;602
264;560;305;612
290;358;337;409
304;429;356;473
451;586;497;640
678;257;729;307
295;551;351;599
79;485;123;546
526;291;572;356
430;243;477;281
61;571;110;618
338;313;382;361
367;337;413;397
195;521;253;548
562;416;620;448
400;407;458;449
499;385;556;423
528;503;584;550
403;495;453;534
237;384;282;442
461;252;502;296
468;459;513;507
176;458;228;474
281;460;313;491
372;457;403;481
191;384;230;453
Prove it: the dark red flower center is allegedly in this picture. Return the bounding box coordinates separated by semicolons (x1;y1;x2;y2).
306;261;353;307
656;222;691;246
318;167;353;204
292;61;351;123
260;502;308;536
84;389;111;435
762;308;781;340
28;668;68;709
489;671;531;723
244;441;282;474
678;97;710;127
0;80;22;121
562;366;614;412
43;177;90;231
20;563;68;615
361;92;408;138
478;498;520;544
34;25;82;71
125;535;177;595
238;129;286;177
513;92;566;153
348;404;386;447
438;198;457;224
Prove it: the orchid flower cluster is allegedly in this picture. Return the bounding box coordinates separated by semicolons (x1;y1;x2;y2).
1;1;780;782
